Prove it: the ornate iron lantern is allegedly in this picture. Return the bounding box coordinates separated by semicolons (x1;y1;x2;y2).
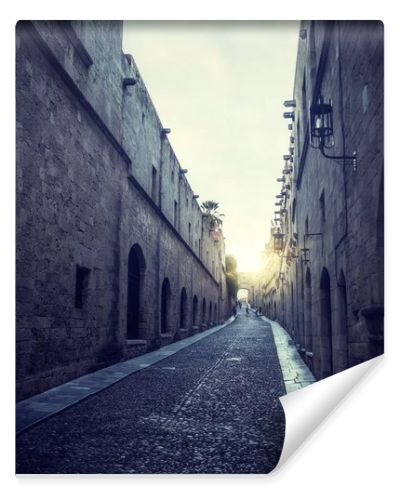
310;94;357;169
273;232;284;252
310;95;334;149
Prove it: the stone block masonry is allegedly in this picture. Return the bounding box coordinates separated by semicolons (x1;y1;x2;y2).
255;21;384;381
16;21;229;401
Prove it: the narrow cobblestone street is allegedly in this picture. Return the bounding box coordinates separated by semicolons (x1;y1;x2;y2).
16;310;286;474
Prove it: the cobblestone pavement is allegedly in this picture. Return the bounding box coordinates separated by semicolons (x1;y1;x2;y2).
16;309;286;474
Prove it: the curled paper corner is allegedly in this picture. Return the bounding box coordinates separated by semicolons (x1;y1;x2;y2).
273;354;383;472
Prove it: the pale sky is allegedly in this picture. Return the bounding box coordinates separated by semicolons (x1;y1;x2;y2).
123;21;299;272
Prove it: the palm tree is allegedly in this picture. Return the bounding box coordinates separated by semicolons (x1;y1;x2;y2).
201;200;224;230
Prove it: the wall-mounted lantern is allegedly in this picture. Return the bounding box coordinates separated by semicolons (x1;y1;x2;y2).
277;177;285;182
301;248;310;264
276;194;284;199
310;95;357;170
273;232;284;252
289;147;294;155
179;168;188;175
161;127;171;138
275;200;283;206
193;194;199;199
288;124;293;131
283;167;293;175
283;154;292;162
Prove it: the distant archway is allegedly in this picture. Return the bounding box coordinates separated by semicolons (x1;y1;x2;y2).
237;288;249;302
180;287;188;329
161;278;171;333
319;268;333;378
127;244;146;339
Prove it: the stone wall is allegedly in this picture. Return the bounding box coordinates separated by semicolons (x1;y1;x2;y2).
16;21;228;400
255;21;384;380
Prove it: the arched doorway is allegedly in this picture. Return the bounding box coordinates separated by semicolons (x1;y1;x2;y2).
127;244;146;339
305;268;312;359
290;281;295;334
180;287;188;329
336;270;349;373
192;295;198;326
208;301;212;325
214;303;217;323
161;278;171;334
202;298;206;325
319;268;333;378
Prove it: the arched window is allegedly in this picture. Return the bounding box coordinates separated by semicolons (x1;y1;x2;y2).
161;278;171;334
127;244;146;339
180;287;188;329
319;268;333;378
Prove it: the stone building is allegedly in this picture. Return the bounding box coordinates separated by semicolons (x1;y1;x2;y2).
16;21;229;400
256;21;384;380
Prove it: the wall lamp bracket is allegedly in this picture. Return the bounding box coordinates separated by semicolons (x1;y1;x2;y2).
318;143;357;171
310;95;357;171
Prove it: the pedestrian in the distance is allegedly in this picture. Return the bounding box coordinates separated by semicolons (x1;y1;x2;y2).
246;305;249;316
232;305;237;317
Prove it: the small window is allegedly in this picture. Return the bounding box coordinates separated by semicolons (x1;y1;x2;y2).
151;166;157;201
319;190;326;223
75;265;90;309
174;201;178;227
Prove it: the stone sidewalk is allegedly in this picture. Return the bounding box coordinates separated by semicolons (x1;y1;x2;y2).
16;317;235;434
260;316;316;392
